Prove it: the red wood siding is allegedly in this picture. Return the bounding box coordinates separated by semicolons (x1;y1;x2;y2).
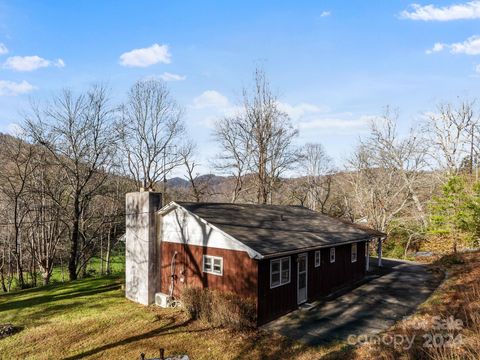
257;254;297;324
308;241;366;299
160;242;258;300
257;241;367;325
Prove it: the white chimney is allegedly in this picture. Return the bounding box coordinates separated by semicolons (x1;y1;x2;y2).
125;191;162;305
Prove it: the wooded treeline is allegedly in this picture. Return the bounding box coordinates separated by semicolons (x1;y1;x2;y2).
1;69;479;291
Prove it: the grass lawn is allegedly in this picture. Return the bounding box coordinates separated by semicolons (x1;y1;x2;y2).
0;275;338;359
49;253;126;284
2;252;479;359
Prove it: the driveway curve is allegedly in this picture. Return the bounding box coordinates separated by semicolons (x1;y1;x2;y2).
262;258;443;346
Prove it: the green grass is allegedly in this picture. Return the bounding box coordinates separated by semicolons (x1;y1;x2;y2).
0;276;332;359
49;254;126;284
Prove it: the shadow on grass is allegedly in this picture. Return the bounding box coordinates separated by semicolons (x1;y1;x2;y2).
230;331;306;360
0;280;122;315
62;318;199;360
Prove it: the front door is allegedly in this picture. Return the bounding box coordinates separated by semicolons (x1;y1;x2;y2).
297;253;308;304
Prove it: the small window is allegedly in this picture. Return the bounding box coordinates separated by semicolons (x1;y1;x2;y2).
314;250;321;267
270;257;290;288
330;248;335;263
203;255;223;276
351;243;357;263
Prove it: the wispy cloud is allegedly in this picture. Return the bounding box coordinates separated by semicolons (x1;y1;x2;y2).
277;102;327;121
426;35;480;55
426;42;446;54
298;115;374;133
476;64;480;73
0;43;8;55
3;56;65;71
5;123;23;136
320;11;331;17
401;1;480;21
0;80;35;96
193;90;230;109
119;43;171;67
158;72;186;81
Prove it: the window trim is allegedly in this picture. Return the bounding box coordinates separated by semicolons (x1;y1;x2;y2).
270;256;291;289
351;243;358;263
330;247;335;263
202;255;223;276
314;250;321;268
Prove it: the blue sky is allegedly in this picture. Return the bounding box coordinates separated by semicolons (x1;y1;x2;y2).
0;0;480;173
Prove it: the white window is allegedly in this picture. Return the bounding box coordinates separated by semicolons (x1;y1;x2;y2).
270;257;290;288
330;247;335;263
351;243;357;263
314;250;321;267
203;255;223;276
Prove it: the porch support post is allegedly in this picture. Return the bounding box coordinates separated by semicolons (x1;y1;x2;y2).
366;241;370;272
377;237;382;267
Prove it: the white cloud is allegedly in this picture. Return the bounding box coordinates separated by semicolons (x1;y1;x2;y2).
277;102;327;120
5;123;23;136
476;64;480;73
119;43;171;67
0;80;35;96
3;55;65;71
158;72;186;81
426;42;446;54
0;43;8;55
450;35;480;54
193;90;230;109
298;115;373;133
427;35;480;55
401;1;480;21
320;11;331;17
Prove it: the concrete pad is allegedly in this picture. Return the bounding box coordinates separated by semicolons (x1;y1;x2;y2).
262;258;443;346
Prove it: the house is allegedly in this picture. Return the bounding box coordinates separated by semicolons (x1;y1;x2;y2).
125;192;385;325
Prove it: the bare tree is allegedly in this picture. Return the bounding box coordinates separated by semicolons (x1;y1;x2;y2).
364;108;430;228
213;68;299;204
26;150;69;285
180;143;210;202
298;143;334;213
119;79;185;191
346;143;410;233
213;117;252;203
246;69;299;203
423;100;478;175
0;136;38;288
25;85;118;281
345;108;433;233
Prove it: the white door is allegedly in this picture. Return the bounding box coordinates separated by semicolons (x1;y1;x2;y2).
297;253;308;304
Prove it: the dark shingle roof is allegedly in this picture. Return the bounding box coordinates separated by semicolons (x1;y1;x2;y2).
177;202;384;257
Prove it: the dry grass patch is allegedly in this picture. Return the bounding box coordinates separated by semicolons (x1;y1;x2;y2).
331;252;480;360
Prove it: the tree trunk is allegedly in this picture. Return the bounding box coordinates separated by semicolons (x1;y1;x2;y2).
0;266;6;292
100;234;104;275
69;216;79;281
105;231;112;275
13;225;25;289
42;269;51;286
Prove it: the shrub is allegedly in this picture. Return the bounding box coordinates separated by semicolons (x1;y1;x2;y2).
180;287;256;330
181;287;212;320
210;292;256;330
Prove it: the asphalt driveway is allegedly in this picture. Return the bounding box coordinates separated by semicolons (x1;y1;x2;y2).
262;258;443;346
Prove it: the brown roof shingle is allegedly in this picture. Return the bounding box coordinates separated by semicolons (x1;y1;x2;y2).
177;202;384;257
